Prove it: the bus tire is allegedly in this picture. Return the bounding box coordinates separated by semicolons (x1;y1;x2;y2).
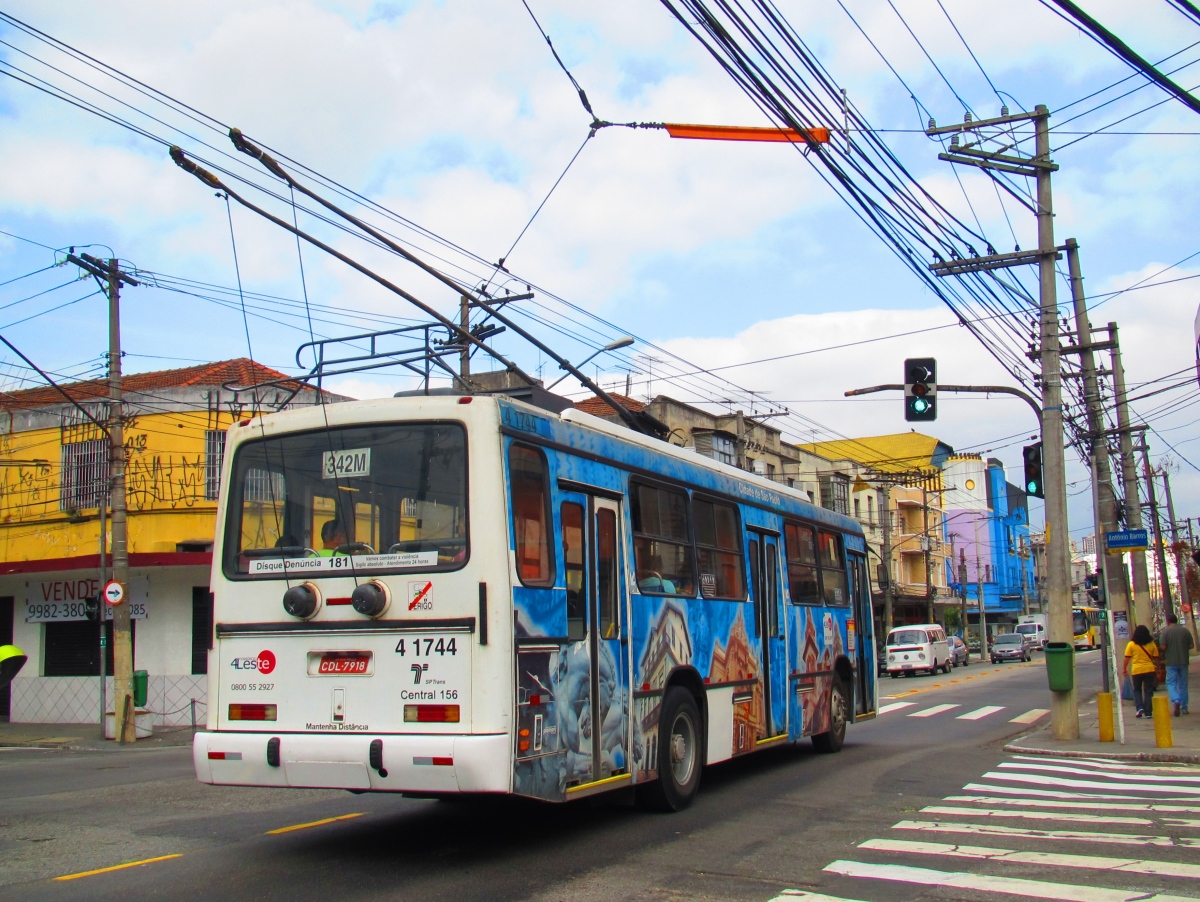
638;687;702;812
812;675;848;754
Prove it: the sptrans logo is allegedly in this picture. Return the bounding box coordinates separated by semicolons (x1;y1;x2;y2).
231;650;276;674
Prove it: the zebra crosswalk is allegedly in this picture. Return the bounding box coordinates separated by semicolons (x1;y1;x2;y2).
768;753;1200;902
876;700;1049;723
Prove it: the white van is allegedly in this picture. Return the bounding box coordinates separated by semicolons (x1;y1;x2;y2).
885;624;951;677
1016;614;1048;650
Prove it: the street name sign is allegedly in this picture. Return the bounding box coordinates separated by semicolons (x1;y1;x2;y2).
1105;529;1149;553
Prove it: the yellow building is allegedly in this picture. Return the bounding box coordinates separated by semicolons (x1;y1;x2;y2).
0;359;331;725
797;433;953;629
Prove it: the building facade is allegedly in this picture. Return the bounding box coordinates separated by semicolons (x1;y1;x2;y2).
1;359;332;725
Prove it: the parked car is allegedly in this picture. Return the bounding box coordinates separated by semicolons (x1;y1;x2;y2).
991;632;1032;663
946;635;969;667
884;624;952;677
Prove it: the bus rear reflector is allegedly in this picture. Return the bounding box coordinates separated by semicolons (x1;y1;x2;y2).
229;704;277;721
207;751;243;760
403;704;459;723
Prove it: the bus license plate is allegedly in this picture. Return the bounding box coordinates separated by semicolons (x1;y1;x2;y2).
308;651;373;676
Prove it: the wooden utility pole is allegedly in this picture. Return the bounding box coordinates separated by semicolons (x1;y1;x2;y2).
107;258;134;744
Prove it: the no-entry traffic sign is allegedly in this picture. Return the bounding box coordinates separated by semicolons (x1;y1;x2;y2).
103;580;125;606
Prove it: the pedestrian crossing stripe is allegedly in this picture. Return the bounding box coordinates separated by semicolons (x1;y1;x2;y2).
945;794;1200;814
984;771;1200;796
892;818;1197;847
997;761;1200;784
920;805;1156;826
965;782;1200;803
858;837;1200;880
1009;708;1050;723
876;701;915;714
823;859;1200;902
1010;755;1199;775
959;705;1005;720
908;703;959;717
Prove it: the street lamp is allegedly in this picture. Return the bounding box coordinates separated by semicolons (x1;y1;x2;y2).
546;336;635;390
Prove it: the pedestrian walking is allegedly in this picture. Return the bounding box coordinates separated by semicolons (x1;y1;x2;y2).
1123;625;1160;718
1158;612;1195;716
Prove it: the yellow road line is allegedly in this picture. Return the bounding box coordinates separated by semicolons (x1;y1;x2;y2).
54;853;182;881
266;812;364;835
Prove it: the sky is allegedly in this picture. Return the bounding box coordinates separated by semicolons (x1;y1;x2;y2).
0;0;1197;543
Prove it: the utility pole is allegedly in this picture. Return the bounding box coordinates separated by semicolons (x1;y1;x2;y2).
1138;438;1172;624
1161;468;1199;643
1109;326;1153;628
1019;536;1030;617
925;105;1074;737
881;484;894;634
959;552;969;658
922;483;934;624
459;295;471;381
1063;240;1130;624
105;258;135;744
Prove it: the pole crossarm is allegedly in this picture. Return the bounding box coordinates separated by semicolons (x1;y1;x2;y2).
925;109;1044;136
930;248;1059;276
937;152;1047;179
938;146;1059;173
844;382;1043;423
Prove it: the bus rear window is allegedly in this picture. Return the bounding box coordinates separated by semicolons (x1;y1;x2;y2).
224;422;467;579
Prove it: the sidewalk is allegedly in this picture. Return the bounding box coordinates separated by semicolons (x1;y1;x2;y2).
0;719;197;751
1006;656;1200;764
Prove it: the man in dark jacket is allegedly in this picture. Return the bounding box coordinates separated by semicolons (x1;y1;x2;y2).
1159;613;1195;716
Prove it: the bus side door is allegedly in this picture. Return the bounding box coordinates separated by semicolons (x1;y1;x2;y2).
748;530;787;739
848;552;876;717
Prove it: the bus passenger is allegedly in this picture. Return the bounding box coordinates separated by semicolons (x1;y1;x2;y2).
638;554;676;594
319;519;347;556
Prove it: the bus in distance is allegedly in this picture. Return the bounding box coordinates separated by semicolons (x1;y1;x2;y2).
193;393;877;810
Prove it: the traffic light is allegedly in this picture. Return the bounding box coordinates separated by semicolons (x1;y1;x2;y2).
1022;442;1044;499
83;595;100;623
904;357;937;421
1085;573;1105;606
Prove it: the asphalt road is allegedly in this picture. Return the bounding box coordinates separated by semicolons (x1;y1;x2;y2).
7;649;1171;902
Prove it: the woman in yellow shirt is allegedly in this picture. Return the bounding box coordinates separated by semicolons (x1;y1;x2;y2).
1123;624;1160;717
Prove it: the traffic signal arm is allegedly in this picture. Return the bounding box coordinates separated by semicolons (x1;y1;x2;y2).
844;382;1043;423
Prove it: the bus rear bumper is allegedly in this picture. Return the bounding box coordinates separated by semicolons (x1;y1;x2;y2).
193;731;511;794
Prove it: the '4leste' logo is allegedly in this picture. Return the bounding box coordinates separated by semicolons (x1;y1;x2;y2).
231;650;276;674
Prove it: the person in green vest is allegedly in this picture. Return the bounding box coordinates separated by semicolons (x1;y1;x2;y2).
0;644;27;690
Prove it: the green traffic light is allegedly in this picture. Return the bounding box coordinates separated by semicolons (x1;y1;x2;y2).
1027;480;1038;493
912;398;930;413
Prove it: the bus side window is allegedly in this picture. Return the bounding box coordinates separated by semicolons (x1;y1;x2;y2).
562;502;587;642
693;496;745;599
597;508;619;639
784;522;821;604
631;481;695;596
818;530;848;605
508;444;554;586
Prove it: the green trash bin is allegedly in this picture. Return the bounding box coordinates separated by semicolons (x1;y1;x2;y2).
133;670;148;708
1044;642;1074;692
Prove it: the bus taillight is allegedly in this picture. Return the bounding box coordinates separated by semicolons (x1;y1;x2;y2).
403;704;459;723
229;703;277;721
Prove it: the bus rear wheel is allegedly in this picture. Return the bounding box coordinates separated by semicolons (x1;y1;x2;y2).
638;687;702;812
812;676;848;754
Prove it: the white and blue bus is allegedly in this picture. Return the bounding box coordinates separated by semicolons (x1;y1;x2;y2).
194;392;877;810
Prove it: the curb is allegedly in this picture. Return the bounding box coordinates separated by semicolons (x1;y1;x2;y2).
1003;742;1200;765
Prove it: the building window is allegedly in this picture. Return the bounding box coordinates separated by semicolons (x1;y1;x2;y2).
818;474;850;515
60;439;108;511
711;434;735;466
205;430;226;501
853;498;861;520
192;587;213;674
867;493;874;523
43;619;133;676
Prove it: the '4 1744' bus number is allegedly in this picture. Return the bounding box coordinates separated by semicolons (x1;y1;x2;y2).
395;637;456;657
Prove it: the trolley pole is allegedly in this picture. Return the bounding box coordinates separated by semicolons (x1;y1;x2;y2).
107;258;135;744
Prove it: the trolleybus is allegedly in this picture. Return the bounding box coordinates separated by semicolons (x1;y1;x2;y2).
193;392;877;810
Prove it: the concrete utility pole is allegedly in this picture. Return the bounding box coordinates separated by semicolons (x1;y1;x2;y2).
975;514;988;662
1109;326;1153;628
925;105;1074;738
107;258;135;744
1033;107;1076;739
1138;439;1172;624
459;295;471;380
1161;468;1200;644
922;483;934;624
1063;240;1130;623
959;552;969;658
1019;536;1030;617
